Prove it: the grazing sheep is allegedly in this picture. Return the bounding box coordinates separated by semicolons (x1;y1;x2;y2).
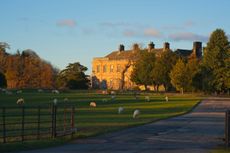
53;98;58;105
52;90;59;94
165;96;169;102
102;98;107;102
16;90;22;94
111;95;115;101
133;109;140;118
0;88;6;92
17;98;24;105
118;107;124;114
5;91;13;95
38;89;43;93
111;91;116;95
102;90;108;95
90;102;96;107
145;96;150;102
64;98;68;102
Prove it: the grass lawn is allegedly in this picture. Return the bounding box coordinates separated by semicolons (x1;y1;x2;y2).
0;90;202;152
212;147;230;153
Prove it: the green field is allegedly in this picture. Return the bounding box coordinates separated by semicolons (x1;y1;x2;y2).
0;90;201;152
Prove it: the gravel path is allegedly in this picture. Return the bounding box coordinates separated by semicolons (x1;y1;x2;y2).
18;97;230;153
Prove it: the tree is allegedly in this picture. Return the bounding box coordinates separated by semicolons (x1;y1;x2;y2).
2;47;57;89
152;50;178;91
131;51;156;90
56;62;89;89
203;29;230;93
0;71;7;88
170;58;188;94
186;58;200;91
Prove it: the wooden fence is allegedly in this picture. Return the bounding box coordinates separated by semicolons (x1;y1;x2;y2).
0;104;76;143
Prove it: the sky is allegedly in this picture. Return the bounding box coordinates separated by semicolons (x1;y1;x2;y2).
0;0;230;74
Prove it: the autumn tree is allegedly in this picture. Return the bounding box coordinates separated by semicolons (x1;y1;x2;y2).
170;58;188;94
0;71;7;88
1;45;57;89
56;62;89;89
186;58;200;91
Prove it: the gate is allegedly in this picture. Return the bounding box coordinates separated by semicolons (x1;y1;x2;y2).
0;104;76;143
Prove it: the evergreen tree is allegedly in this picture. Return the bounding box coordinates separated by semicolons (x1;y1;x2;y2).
56;62;89;89
130;51;156;90
152;50;178;91
203;29;230;93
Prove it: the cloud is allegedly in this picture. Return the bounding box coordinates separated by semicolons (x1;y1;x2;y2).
184;21;195;27
143;28;162;37
101;22;130;27
169;32;208;42
122;27;163;38
56;19;76;28
123;29;137;37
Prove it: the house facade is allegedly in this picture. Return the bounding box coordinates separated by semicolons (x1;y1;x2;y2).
91;41;202;90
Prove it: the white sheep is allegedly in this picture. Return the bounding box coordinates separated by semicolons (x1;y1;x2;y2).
38;89;43;93
111;95;115;101
53;98;58;105
5;91;13;95
90;102;96;107
145;96;150;102
64;98;69;102
111;91;116;95
165;96;169;102
16;90;22;94
17;98;24;105
133;109;140;118
102;98;107;102
52;90;59;94
0;88;6;92
118;107;124;114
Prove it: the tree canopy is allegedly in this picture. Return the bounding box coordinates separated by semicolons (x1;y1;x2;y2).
170;58;188;94
56;62;89;89
203;29;230;93
0;71;7;88
152;50;178;91
0;43;57;89
131;51;156;89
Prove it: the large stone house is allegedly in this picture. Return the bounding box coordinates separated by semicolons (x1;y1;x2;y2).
91;41;202;90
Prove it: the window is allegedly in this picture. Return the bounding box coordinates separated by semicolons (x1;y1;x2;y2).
109;79;113;87
117;64;121;72
110;65;114;72
96;65;100;73
103;65;107;73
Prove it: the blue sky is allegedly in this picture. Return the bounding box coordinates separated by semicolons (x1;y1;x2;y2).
0;0;230;74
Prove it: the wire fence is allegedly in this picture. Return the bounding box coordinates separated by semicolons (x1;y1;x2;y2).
0;104;76;143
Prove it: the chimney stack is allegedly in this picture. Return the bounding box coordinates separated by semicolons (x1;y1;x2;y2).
119;44;125;52
163;42;170;51
148;42;155;52
193;41;202;58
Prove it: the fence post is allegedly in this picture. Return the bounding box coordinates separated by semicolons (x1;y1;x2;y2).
2;107;6;143
37;106;40;140
71;106;75;139
64;106;66;132
51;104;54;138
51;104;57;138
226;110;230;147
21;106;25;142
